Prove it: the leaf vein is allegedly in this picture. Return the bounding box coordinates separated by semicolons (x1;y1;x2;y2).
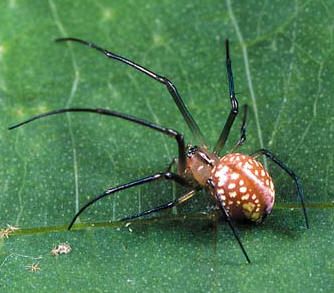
226;0;266;167
48;0;81;214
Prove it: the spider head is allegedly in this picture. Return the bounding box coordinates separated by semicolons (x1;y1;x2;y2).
185;145;219;186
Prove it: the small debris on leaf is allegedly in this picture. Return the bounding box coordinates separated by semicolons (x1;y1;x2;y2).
51;242;72;256
125;222;133;232
25;262;41;272
0;224;19;239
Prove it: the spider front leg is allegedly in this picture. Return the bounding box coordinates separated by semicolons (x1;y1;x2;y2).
213;39;240;154
68;171;193;230
9;107;187;175
55;37;205;144
251;149;309;229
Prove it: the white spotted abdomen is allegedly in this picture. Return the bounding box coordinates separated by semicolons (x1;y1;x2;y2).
211;153;275;222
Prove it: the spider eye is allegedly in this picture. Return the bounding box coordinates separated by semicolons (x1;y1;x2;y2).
186;145;198;157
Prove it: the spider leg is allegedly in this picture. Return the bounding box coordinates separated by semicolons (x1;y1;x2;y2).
233;104;248;150
214;39;239;154
251;149;309;229
165;158;178;172
68;171;191;230
214;194;251;264
55;37;205;144
9;107;187;175
121;189;197;221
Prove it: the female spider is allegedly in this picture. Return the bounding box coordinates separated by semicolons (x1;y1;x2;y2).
10;38;309;263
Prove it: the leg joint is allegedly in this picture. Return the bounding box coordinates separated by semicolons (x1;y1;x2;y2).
231;98;239;113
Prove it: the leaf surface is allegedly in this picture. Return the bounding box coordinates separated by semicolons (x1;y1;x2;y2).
0;0;333;292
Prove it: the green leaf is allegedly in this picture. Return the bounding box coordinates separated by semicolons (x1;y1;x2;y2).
1;0;333;292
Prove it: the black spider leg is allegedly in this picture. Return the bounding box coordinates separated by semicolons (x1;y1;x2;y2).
55;37;205;144
67;172;191;230
121;188;197;222
215;194;251;263
213;39;239;154
9;108;187;175
122;185;251;263
251;149;309;229
233;104;248;150
166;158;178;172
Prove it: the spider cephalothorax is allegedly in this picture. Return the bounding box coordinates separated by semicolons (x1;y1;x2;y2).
10;37;309;263
185;145;218;186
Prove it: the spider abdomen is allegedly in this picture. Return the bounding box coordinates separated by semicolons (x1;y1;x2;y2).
211;153;275;222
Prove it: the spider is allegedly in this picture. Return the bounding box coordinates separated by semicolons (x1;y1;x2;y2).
9;37;309;263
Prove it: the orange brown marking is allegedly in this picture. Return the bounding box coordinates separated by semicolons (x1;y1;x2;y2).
211;153;275;222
